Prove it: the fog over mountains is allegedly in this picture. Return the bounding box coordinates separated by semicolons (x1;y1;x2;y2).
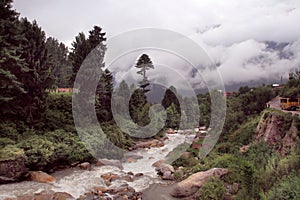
13;0;300;92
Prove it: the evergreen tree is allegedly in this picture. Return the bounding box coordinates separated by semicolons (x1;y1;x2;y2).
0;0;26;116
118;80;130;101
15;18;51;126
69;26;106;86
46;37;71;88
162;86;180;112
135;54;154;93
166;103;180;129
69;32;90;85
162;86;181;129
96;69;113;122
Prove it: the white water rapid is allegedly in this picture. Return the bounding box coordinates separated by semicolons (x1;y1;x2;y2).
0;133;195;199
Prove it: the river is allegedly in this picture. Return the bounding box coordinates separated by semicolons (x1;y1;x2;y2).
0;133;195;199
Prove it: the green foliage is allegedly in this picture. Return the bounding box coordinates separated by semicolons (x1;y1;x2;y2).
166;103;181;129
69;26;106;86
0;137;15;148
44;93;75;132
129;89;151;126
267;173;300;200
281;76;300;98
17;135;55;170
46;37;71;88
0;0;26;116
0;145;24;160
229;116;260;146
244;141;273;170
96;69;113;123
0;122;20;141
210;154;238;169
17;130;94;170
197;177;226;200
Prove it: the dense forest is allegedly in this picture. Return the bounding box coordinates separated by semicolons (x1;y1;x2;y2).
0;1;299;200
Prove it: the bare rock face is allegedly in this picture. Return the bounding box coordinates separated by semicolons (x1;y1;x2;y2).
95;159;123;170
256;112;299;155
170;168;228;198
29;171;56;183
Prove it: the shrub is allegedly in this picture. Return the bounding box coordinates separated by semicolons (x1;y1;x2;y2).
0;137;15;148
267;173;300;200
197;177;226;200
0;145;24;160
0;123;20;141
17;135;55;170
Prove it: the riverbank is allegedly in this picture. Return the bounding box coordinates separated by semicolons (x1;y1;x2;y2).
0;132;194;200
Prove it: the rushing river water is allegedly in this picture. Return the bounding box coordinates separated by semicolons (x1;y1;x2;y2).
0;133;195;199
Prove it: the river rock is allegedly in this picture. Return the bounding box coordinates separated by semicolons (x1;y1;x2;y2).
133;139;164;149
181;151;192;159
11;191;74;200
122;175;134;182
78;162;91;170
33;190;54;200
156;163;175;175
166;128;175;134
101;173;119;182
123;152;143;161
152;159;164;167
52;192;74;200
29;171;56;183
134;173;143;177
170;168;228;198
126;158;137;163
162;171;174;180
96;159;123;170
174;168;184;179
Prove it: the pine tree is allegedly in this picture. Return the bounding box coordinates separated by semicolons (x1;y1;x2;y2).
15;18;51;127
69;32;90;85
135;54;154;93
69;26;106;86
0;0;26;116
96;69;113;122
46;37;71;87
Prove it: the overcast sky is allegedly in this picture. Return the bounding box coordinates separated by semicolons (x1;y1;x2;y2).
13;0;300;87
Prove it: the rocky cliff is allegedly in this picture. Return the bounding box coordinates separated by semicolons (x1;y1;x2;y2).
256;110;299;155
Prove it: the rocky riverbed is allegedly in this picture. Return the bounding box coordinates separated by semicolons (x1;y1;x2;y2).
0;132;196;200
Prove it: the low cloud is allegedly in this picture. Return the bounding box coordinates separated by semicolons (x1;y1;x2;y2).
13;0;300;86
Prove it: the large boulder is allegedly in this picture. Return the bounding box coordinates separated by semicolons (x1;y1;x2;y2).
29;171;56;183
170;168;228;198
95;159;123;170
0;156;28;184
